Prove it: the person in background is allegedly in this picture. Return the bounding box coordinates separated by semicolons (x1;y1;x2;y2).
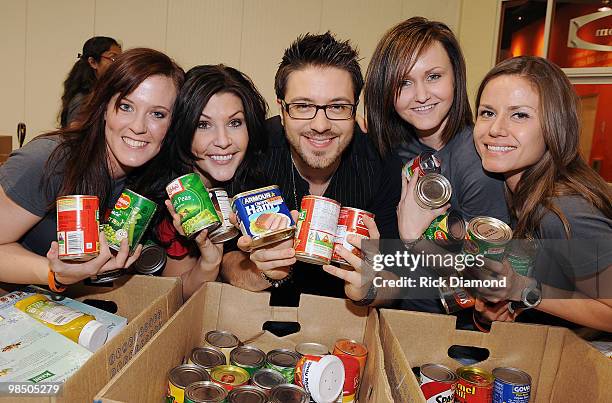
363;17;509;316
59;36;122;128
136;65;268;299
221;32;402;307
0;48;184;289
471;56;612;332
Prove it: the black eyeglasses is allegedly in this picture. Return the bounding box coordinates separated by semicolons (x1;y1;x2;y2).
281;100;356;120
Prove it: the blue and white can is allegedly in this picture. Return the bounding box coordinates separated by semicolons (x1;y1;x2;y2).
493;367;531;403
231;185;295;250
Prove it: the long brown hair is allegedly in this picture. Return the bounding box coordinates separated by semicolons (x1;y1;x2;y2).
475;56;612;238
44;48;184;210
364;17;472;156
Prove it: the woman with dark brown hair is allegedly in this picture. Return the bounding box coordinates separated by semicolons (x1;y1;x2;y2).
0;48;184;288
472;56;612;331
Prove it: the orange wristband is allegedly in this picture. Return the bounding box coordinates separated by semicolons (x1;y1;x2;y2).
48;270;67;293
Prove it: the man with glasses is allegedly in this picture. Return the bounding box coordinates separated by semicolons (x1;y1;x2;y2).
222;32;402;306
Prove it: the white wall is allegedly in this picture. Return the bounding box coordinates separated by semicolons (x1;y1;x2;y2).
0;0;497;149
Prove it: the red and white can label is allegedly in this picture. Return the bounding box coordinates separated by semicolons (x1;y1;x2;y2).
56;196;100;259
294;196;340;264
332;208;374;265
420;372;455;403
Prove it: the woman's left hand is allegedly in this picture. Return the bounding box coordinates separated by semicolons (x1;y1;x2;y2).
323;215;380;301
464;257;530;303
194;229;224;268
474;298;518;323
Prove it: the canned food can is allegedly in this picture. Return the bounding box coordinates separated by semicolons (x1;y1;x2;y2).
229;345;266;376
251;368;286;395
333;339;368;380
294;195;341;265
419;363;457;403
463;217;513;261
104;188;157;253
265;348;301;383
208;187;240;243
204;330;240;364
294;354;344;403
231;186;295;250
210;365;250;392
295;342;330;357
184;380;228;403
331;207;374;265
166;173;221;239
492;367;531;403
189;346;227;372
227;385;268;403
415;173;452;210
439;285;476;314
403;151;442;178
56;195;99;261
422;210;466;244
167;364;210;403
132;243;167;275
269;384;310;403
336;354;360;403
455;366;493;403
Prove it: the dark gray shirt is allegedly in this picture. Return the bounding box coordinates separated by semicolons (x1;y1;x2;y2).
0;137;125;256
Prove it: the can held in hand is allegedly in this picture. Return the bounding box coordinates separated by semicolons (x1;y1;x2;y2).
336;354;360;403
331;207;374;265
422;210;466;244
439;285;476;314
132;242;167;275
415;173;452;210
167;364;210;403
231;185;295;250
419;363;457;403
455;366;493;403
204;330;240;364
184;381;227;403
294;195;341;265
463;216;513;261
265;348;301;383
210;365;250;392
332;339;368;380
188;346;227;372
104;189;157;253
492;367;531;403
230;345;266;377
208;187;240;243
294;354;344;403
166;173;221;239
403;151;441;178
56;195;100;261
227;385;268;403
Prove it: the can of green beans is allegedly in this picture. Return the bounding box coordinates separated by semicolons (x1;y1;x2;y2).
166;173;221;239
104;189;157;254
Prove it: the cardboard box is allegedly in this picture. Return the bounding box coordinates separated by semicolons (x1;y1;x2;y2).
0;275;182;403
379;309;612;403
95;282;394;403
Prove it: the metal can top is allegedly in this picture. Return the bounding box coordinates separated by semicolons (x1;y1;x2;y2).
205;330;240;349
420;363;457;383
301;194;341;206
132;243;167;275
210;365;250;386
191;347;227;368
334;339;368;357
446;210;467;240
230;345;266;368
251;368;286;390
269;384;310;403
227;385;268;403
56;194;98;200
168;364;210;388
266;349;301;368
295;342;330;357
415;173;452;209
492;367;532;385
457;366;494;386
467;216;513;244
184;381;227;403
230;185;281;205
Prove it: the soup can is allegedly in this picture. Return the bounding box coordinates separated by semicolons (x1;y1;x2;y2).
331;207;375;265
208;187;240;243
265;348;301;383
422;210;466;244
269;384;310;403
463;216;513;262
227;385;268;403
132;242;167;275
492;367;531;403
419;363;457;403
295;342;330;357
189;346;227;372
294;195;341;265
204;330;240;364
231;185;295;250
415;173;452;210
332;339;368;380
56;195;99;261
104;188;157;253
455;366;493;403
184;381;227;403
251;368;286;395
166;173;221;239
403;151;442;178
167;364;210;403
229;345;266;376
210;365;250;392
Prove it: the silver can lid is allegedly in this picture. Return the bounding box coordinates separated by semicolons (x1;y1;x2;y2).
295;342;330;356
230;345;266;368
168;364;210;388
420;363;457;383
133;244;167;275
251;368;286;390
191;346;226;368
266;348;301;368
415;173;452;209
227;385;268;403
492;367;532;385
467;216;513;243
205;330;240;349
184;381;228;402
269;384;310;403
